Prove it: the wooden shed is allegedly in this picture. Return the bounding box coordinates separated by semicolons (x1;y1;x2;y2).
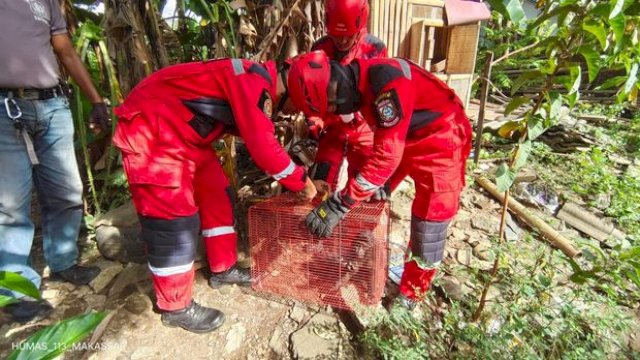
368;0;490;108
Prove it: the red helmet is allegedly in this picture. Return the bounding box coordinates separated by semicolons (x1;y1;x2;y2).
287;51;331;117
325;0;369;37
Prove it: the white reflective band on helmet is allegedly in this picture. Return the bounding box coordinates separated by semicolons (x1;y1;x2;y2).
148;262;194;277
202;226;235;238
272;159;296;180
355;174;379;191
232;59;245;75
340;113;355;123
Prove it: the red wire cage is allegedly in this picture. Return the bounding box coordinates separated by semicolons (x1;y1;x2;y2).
249;194;390;310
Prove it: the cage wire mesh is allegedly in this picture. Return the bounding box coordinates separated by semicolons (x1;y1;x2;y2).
249;194;389;310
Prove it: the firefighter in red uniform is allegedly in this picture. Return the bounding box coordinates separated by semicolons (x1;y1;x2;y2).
309;0;385;189
287;52;472;307
113;58;317;333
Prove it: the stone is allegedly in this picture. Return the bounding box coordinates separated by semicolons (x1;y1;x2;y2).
94;201;139;228
505;214;522;242
268;301;282;309
472;240;493;261
291;314;341;360
289;303;307;323
477;198;500;211
450;227;469;242
475;259;495;272
471;215;500;233
448;239;469;250
124;293;151;315
108;263;149;298
268;324;288;358
438;276;471;301
594;193;612;211
456;248;473;267
84;294;107;311
629;333;640;353
514;168;538;183
95;225;145;263
460;191;479;210
224;323;246;354
90;261;124;293
41;289;61;306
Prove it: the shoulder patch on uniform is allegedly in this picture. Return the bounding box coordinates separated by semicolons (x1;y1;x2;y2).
374;89;403;128
258;89;273;119
369;64;405;95
248;64;273;85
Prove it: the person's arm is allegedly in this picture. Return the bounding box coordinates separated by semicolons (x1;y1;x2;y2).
341;79;414;204
51;34;109;133
228;66;316;200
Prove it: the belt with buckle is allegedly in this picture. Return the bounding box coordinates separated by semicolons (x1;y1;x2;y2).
0;85;66;100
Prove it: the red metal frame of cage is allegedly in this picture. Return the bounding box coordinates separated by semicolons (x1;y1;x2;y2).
249;194;390;310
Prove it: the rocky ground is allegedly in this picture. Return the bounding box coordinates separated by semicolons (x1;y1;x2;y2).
1;171;638;359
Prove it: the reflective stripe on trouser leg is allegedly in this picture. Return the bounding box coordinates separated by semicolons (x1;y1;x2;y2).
139;213;199;311
194;151;238;273
202;226;238;273
399;217;450;301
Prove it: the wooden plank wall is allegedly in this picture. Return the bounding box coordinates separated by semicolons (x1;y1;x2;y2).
368;0;478;108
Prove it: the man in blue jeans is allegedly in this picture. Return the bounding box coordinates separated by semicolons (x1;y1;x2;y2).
0;0;108;323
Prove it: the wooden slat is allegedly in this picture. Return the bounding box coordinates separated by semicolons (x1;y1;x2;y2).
408;20;425;64
446;23;481;74
382;0;389;48
370;0;378;38
398;0;408;57
408;0;444;7
394;0;402;57
388;0;396;56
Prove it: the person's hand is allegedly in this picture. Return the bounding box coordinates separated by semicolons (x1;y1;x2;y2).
367;183;390;202
312;179;331;200
88;103;111;134
306;116;325;140
305;193;350;238
297;177;318;203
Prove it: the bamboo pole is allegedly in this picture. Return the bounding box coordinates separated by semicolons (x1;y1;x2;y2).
473;51;493;165
475;176;581;258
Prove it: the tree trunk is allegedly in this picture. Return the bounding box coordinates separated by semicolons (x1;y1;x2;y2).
103;0;157;95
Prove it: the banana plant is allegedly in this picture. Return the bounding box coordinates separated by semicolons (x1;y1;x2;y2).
1;271;106;360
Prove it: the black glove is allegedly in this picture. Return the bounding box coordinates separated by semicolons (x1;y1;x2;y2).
88;103;111;133
305;193;350;238
368;183;391;202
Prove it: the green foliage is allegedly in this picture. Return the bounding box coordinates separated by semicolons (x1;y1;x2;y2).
7;313;107;360
362;237;635;359
0;271;42;301
1;272;106;360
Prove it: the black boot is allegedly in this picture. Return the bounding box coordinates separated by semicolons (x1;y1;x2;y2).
50;264;101;285
160;301;225;333
5;299;54;324
208;265;251;288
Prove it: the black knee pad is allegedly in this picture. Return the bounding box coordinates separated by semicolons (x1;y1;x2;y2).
410;216;450;266
139;214;200;269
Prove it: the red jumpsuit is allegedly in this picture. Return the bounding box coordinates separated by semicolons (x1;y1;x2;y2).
310;33;386;188
113;59;307;311
340;58;472;301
